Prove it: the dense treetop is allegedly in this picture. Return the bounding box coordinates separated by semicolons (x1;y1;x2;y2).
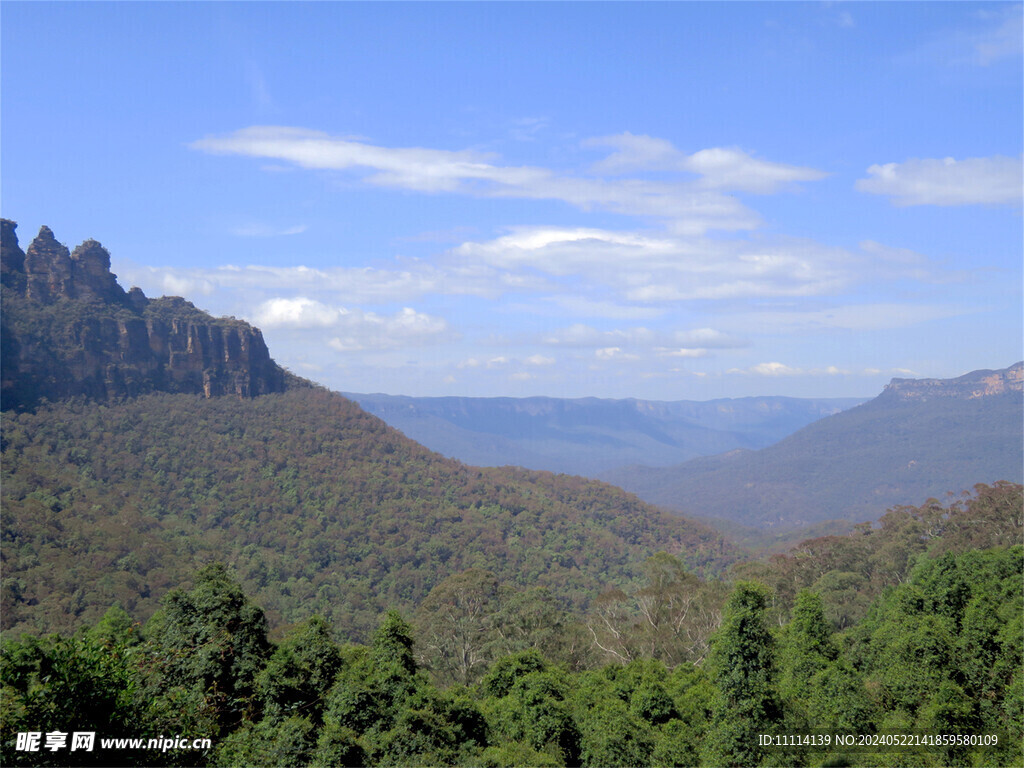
1;388;737;640
3;547;1020;767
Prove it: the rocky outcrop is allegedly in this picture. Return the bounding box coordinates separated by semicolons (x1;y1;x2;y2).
881;362;1023;402
1;220;292;410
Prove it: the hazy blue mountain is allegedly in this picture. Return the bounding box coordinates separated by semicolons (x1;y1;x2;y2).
343;393;866;476
600;363;1024;531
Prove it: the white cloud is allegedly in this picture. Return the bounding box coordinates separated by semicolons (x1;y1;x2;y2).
160;273;215;296
729;362;849;377
117;260;505;306
750;362;803;376
857;239;928;266
855;155;1023;206
656;348;709;358
509;116;549;142
254;296;344;328
973;6;1023;64
584;132;684;174
192;126;524;193
245;60;274;111
541;324;745;357
897;6;1022;68
452;226;677;276
455;226;857;302
315;306;449;352
543;324;657;348
524;354;556;366
585;133;826;192
683;147;827;193
192;126;828;234
164;124;1007;398
672;327;746;348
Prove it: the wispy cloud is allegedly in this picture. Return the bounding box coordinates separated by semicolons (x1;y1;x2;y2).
585;133;827;193
728;362;925;378
856;155;1023;206
190;126;541;195
729;362;849;377
509;116;549;142
119;261;501;305
119;224;958;339
971;5;1023;65
724;302;976;333
897;5;1023;68
324;307;450;353
175;125;1008;394
450;226;935;303
244;60;275;112
191;126;826;234
541;323;746;353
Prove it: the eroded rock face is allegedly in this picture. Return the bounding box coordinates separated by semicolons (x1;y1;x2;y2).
1;220;289;410
881;362;1024;402
1;219;27;290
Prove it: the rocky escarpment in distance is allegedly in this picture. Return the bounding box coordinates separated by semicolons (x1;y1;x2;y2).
602;362;1024;531
879;363;1024;401
1;219;295;411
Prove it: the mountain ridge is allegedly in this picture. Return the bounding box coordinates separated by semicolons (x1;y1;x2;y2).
880;363;1023;401
602;362;1023;530
345;392;867;477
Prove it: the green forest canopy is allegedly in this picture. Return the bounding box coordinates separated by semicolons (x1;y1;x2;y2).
0;389;736;640
2;539;1021;768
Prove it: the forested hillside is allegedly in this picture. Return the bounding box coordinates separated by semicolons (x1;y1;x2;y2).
0;389;736;640
3;507;1021;768
0;221;736;641
3;219;1022;766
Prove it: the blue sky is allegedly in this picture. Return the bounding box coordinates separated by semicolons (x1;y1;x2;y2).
3;1;1021;399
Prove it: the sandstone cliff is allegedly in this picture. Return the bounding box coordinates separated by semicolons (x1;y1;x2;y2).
1;219;293;410
881;362;1024;402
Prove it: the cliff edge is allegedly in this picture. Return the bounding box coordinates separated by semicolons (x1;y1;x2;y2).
880;362;1023;402
1;219;294;411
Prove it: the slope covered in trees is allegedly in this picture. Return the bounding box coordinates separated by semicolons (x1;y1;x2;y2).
3;534;1021;768
3;218;1021;765
0;219;737;642
0;388;737;640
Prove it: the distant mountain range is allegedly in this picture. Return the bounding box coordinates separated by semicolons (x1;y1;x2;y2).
344;393;866;476
601;363;1023;531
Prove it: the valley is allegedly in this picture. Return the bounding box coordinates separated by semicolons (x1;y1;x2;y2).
1;220;1020;767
